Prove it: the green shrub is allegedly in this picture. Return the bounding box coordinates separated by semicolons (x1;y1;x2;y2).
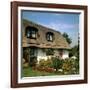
45;58;52;68
37;59;55;72
37;57;79;74
39;59;52;68
38;58;53;72
62;58;79;74
62;59;72;74
72;58;79;74
29;56;37;67
52;57;63;72
38;59;46;67
22;58;29;68
23;48;30;63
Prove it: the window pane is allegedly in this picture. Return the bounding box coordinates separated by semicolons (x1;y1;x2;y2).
50;35;53;41
32;33;36;38
26;26;38;39
46;33;53;41
27;30;30;38
47;34;50;40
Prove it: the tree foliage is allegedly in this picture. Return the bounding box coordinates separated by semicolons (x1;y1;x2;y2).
62;32;72;44
69;45;79;59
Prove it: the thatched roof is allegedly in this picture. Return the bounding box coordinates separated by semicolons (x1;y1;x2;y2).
22;19;70;49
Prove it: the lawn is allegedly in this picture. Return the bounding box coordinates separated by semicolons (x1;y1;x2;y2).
22;67;62;77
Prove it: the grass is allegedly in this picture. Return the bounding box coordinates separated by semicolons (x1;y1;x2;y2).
22;67;62;77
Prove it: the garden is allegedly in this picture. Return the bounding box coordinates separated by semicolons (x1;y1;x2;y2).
22;57;79;77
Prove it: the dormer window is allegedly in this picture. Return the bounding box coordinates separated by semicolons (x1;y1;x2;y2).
46;32;54;42
25;26;38;39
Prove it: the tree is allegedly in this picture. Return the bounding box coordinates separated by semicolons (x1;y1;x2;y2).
62;32;72;44
69;45;79;59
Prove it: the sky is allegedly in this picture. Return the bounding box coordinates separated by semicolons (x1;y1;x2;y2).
22;10;80;47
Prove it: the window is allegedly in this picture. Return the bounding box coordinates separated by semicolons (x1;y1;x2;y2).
46;32;54;41
25;26;38;39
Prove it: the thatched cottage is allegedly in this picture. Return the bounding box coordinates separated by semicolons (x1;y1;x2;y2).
22;19;70;62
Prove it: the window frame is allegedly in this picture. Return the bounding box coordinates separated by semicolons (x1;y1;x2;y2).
46;32;54;42
25;26;38;39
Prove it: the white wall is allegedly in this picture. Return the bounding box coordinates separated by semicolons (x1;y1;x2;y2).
0;0;89;90
37;49;69;61
37;48;47;61
62;50;69;59
54;49;69;59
